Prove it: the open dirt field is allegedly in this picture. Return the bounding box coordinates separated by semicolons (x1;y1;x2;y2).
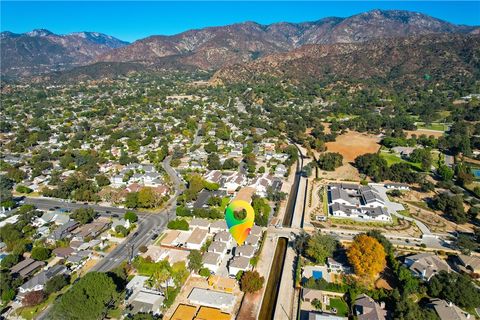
405;129;444;138
325;131;381;162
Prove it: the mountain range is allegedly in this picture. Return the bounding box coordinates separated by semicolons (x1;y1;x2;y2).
1;9;479;81
0;29;128;78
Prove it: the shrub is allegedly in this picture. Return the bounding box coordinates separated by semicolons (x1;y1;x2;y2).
167;219;189;230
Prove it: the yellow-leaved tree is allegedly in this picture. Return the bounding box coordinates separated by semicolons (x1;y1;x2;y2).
347;234;386;283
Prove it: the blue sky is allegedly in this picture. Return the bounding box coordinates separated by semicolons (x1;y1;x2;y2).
1;1;479;42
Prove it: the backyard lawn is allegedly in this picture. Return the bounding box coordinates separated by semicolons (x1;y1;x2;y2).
380;152;423;171
328;298;349;316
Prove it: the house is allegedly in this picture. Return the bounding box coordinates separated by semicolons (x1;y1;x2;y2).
208;241;227;256
354;294;388;320
249;174;273;197
274;164;287;178
49;220;80;242
404;253;450;281
66;250;92;271
111;218;130;231
327;258;352;274
214;231;233;247
391;146;416;159
33;212;56;226
360;188;385;207
330;203;391;222
235;245;255;258
159;230;181;246
10;258;46;278
196;306;231;320
328;184;390;222
111;175;124;187
224;172;246;194
385;183;410;191
189;218;210;231
143;246;169;262
128;290;164;315
202;252;221;274
204;170;222;184
187;288;236;310
228;256;250;276
455;254;480;274
429;299;471;320
52;247;75;258
250;225;263;237
185;228;208;250
209;220;227;234
302;288;324;303
306;312;348;320
125;275;164;315
208;275;236;293
19;265;68;294
245;234;260;249
72;218;111;241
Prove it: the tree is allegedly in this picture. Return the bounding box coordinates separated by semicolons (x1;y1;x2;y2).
51;272;119;320
137;187;158;208
455;234;478;255
0;254;19;269
317;152;343;171
204;141;218;154
431;193;467;224
428;271;480;309
125;192;138;208
305;233;338;264
199;268;211;277
124;211;138;223
207;153;222;170
437;165;454;181
31;247;51;261
187;250;202;272
16;185;33;194
311;298;322;310
71;207;96;224
167;219;189;230
95;174;110;187
252;197;270;227
347;235;386;282
23;290;45;306
292;231;310;256
45;275;69;295
115;225;128;237
240;270;265;293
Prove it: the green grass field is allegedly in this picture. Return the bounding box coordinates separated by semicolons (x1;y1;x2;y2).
328;298;349;316
416;122;448;132
380;152;423;171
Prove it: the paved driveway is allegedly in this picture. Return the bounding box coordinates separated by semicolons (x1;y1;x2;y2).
370;184;405;214
370;184;432;235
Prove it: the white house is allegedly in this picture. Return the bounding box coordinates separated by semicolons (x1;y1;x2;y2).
214;231;233;248
209;220;227;234
185;228;208;250
208;241;227;257
228;256;251;276
202;252;221;274
235;245;255;259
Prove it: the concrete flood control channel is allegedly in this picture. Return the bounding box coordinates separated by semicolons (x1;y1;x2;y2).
258;237;288;320
259;146;303;319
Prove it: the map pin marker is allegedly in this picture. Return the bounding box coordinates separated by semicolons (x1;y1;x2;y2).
225;200;255;246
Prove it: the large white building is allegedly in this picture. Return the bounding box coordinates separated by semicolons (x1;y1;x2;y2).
328;183;391;222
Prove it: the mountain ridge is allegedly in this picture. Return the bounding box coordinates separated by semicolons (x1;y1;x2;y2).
1;9;479;79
